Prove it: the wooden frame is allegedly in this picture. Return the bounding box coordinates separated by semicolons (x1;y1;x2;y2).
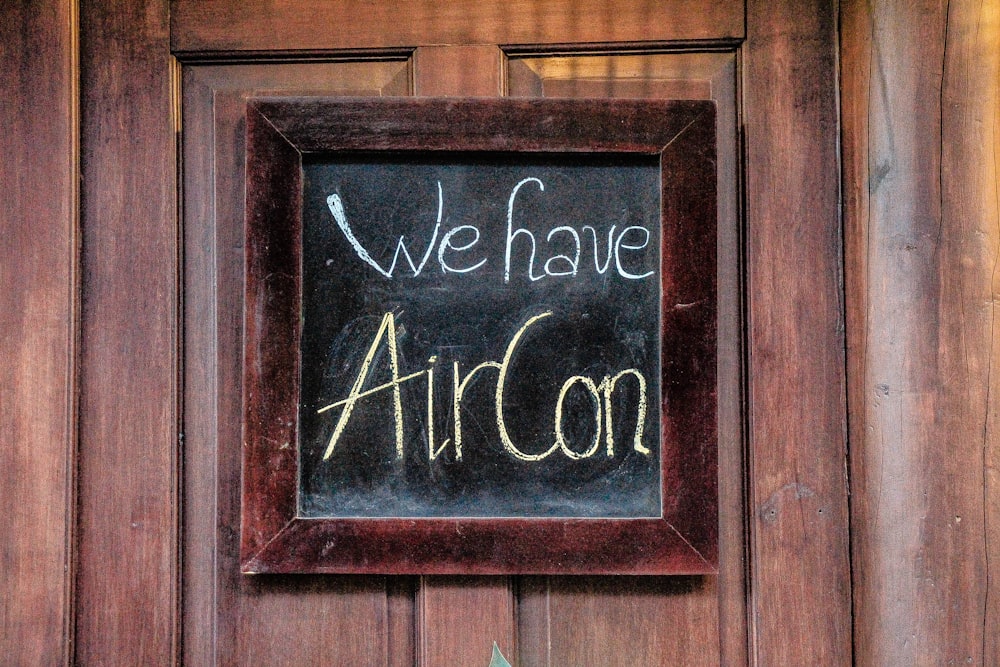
241;97;718;574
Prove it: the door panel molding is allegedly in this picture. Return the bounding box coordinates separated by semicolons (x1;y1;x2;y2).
181;60;411;665
508;47;745;667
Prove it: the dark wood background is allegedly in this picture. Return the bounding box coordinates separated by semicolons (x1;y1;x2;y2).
2;0;996;664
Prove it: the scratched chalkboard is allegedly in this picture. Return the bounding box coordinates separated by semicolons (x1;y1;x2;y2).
298;153;662;518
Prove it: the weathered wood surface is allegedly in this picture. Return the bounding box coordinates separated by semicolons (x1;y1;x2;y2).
0;0;76;664
842;1;1000;664
745;0;853;664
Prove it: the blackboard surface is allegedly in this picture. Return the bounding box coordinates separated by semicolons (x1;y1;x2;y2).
299;154;661;518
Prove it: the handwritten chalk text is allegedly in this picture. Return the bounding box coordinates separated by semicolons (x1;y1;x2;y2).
326;178;655;283
316;311;650;464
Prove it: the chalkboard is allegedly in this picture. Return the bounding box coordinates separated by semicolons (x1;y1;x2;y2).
241;98;718;574
299;153;661;518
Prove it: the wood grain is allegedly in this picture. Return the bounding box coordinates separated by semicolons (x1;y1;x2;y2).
842;1;1000;664
529;577;719;666
744;0;852;664
387;576;418;667
76;0;179;663
231;576;389;665
51;0;864;663
170;0;743;55
414;45;502;96
242;103;303;563
0;0;76;664
418;577;516;667
507;53;721;100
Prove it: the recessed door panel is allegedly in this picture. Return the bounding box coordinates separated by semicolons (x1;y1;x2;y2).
509;50;742;667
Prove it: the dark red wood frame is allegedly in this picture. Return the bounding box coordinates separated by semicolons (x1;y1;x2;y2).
242;97;717;574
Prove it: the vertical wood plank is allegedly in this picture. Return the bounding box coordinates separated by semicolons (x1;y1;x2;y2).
412;45;518;667
387;577;418;667
0;0;76;664
76;0;178;662
414;45;503;96
516;578;551;666
232;577;388;665
744;0;853;664
842;1;1000;664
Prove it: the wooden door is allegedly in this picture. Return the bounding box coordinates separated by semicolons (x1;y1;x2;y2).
3;1;852;665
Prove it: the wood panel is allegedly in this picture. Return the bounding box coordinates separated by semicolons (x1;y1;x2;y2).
842;1;1000;664
744;1;852;664
414;45;503;96
76;0;178;662
171;0;743;55
0;0;76;664
181;61;411;665
508;51;744;667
